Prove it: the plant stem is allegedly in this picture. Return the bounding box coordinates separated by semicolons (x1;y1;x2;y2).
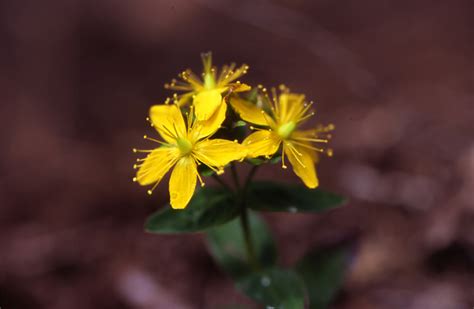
243;165;259;189
239;203;258;270
237;165;260;270
211;174;232;192
230;163;241;190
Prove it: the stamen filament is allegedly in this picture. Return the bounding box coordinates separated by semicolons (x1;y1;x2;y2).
143;135;168;145
281;145;287;169
133;148;153;153
147;180;161;195
159;124;178;140
295;111;315;124
287;144;306;168
290;140;325;153
293;136;328;143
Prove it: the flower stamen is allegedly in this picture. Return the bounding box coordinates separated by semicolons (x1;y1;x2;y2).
287;143;306;168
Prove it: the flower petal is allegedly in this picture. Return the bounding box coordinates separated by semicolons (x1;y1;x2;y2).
169;156;197;209
194;100;227;139
193;139;247;167
136;147;178;186
149;104;186;143
284;142;319;188
242;130;281;158
193;89;223;121
230;96;270;126
278;93;305;123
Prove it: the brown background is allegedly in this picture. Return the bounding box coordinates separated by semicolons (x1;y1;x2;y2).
0;0;473;308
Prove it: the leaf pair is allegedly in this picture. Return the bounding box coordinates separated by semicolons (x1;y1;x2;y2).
145;181;346;233
145;181;350;308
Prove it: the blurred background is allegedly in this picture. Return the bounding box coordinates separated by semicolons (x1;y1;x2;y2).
0;0;473;308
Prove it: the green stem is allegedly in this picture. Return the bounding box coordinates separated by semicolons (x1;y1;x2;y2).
230;163;241;190
243;165;259;189
240;203;258;270
211;174;232;192
237;165;260;270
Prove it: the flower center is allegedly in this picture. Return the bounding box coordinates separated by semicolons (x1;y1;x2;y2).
177;137;193;156
277;121;296;140
204;73;216;89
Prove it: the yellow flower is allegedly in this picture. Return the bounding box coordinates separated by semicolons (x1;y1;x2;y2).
133;103;246;209
230;86;334;188
164;52;250;121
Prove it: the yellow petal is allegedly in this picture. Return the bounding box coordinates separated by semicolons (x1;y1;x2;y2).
284;143;319;188
169;156;197;209
149;104;186;143
229;96;270;126
193;100;227;139
194;139;247;167
136;147;178;186
242;130;281;158
278;93;305;123
193;89;222;121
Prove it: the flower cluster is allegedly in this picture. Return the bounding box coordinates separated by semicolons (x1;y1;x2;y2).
133;53;333;209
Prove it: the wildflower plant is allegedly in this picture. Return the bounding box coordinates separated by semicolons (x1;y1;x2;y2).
133;53;351;308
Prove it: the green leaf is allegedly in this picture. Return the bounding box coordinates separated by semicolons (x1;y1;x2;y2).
269;155;282;164
145;187;238;234
247;181;346;213
246;158;266;166
237;268;306;309
206;211;277;279
295;244;353;309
